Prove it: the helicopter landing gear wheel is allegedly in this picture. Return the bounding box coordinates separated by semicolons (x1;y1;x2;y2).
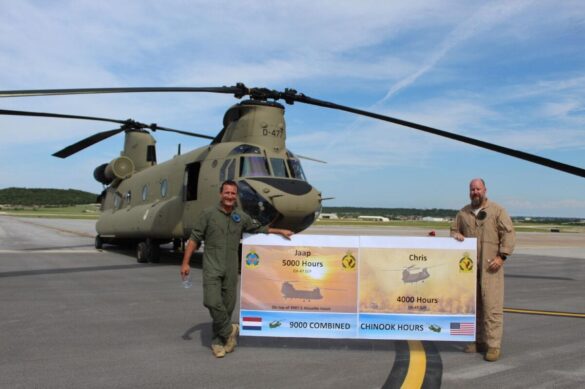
136;239;160;264
95;235;103;250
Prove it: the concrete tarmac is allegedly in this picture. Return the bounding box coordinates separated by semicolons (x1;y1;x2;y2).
1;216;584;388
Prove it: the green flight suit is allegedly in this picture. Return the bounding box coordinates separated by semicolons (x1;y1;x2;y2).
189;203;268;346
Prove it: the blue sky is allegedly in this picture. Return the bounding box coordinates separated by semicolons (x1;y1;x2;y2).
0;0;584;217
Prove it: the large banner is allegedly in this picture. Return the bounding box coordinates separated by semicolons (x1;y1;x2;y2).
240;234;476;341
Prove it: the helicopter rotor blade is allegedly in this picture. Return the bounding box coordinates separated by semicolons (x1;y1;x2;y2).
0;86;245;98
0;108;216;156
0;108;126;125
2;83;583;177
53;128;125;158
152;125;214;140
282;92;585;179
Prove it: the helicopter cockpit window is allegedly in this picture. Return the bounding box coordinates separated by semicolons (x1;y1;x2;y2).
229;144;262;156
270;158;289;177
142;185;149;201
220;159;236;182
240;156;269;177
160;179;169;198
287;159;306;181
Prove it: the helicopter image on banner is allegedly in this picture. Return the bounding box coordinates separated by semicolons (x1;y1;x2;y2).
402;265;431;284
1;83;584;263
281;281;324;301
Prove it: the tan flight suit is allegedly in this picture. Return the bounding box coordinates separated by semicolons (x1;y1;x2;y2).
190;203;268;347
451;199;515;348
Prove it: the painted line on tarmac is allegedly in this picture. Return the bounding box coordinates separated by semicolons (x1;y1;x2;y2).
505;307;585;318
0;263;150;278
402;341;425;388
382;340;442;389
10;217;94;238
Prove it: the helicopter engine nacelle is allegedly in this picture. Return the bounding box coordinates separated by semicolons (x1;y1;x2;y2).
93;157;135;184
93;163;110;184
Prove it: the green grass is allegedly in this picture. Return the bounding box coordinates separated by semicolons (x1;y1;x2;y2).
0;204;100;219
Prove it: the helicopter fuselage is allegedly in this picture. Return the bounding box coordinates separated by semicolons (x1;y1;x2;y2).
95;100;322;247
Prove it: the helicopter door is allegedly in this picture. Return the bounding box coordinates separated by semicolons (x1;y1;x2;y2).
183;162;201;202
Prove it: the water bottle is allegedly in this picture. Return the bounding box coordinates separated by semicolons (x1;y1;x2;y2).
182;274;192;289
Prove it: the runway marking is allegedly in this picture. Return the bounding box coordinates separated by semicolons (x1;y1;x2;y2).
402;341;425;388
505;307;585;318
9;217;94;238
383;341;442;389
0;263;152;278
384;306;584;387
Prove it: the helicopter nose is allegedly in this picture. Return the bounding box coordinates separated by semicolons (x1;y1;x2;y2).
238;178;321;232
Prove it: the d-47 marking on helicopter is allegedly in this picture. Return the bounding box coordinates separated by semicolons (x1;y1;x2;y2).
1;83;584;263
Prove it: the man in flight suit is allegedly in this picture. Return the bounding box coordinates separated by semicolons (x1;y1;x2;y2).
181;180;293;358
451;178;515;362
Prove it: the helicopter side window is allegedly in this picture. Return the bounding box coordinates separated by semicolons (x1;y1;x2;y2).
142;185;149;201
240;156;269;177
219;159;235;182
270;158;289;177
160;179;169;198
287;159;306;181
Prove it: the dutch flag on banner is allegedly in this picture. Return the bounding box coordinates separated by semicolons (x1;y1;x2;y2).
242;316;262;331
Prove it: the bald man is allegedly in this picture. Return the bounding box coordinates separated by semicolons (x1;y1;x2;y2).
451;178;515;362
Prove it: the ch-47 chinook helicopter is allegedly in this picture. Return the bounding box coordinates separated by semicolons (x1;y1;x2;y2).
1;83;585;263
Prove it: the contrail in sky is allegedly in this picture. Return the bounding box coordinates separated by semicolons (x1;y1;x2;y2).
378;0;532;104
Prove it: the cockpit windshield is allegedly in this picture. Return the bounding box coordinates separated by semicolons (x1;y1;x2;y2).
270;158;289;178
240;156;270;177
287;158;306;181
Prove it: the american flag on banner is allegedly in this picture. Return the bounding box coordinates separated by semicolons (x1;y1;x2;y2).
450;322;474;335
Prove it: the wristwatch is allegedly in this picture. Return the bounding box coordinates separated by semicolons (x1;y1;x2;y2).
499;254;507;261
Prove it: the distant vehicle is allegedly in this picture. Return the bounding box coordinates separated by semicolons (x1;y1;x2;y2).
358;216;390;222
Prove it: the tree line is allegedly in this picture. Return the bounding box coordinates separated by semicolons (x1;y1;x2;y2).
322;206;458;219
0;187;98;206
